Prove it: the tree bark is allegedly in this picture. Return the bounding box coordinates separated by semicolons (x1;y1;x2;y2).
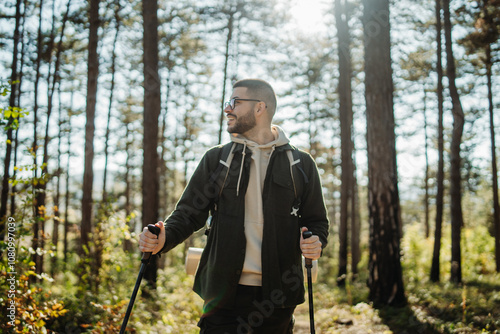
10;0;28;217
486;44;500;272
102;0;121;205
430;0;445;283
335;0;354;287
363;0;406;306
351;151;360;278
81;0;101;256
63;92;74;270
51;82;63;277
423;90;430;239
443;0;465;284
35;0;71;276
218;10;234;144
142;0;161;286
31;0;45;279
0;0;22;240
159;70;171;221
123;122;133;252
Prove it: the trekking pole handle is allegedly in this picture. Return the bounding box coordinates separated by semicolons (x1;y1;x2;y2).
302;230;313;267
141;224;161;263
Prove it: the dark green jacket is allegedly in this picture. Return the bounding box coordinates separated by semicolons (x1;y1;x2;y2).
161;142;329;311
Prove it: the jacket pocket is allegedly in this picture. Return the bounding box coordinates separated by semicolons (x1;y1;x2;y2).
218;185;239;216
270;171;296;217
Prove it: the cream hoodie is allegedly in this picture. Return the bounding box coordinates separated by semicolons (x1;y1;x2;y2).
230;125;290;286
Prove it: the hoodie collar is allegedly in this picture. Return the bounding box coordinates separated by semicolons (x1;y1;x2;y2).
230;125;290;149
229;125;292;196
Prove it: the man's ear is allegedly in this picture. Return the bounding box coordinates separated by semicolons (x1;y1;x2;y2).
255;101;266;114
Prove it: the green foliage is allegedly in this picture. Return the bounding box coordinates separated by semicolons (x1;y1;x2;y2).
399;223;500;333
0;217;68;333
0;81;29;134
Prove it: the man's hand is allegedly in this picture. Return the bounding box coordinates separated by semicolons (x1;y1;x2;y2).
300;227;322;260
139;221;166;255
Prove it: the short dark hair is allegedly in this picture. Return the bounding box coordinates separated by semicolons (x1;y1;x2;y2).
233;79;277;118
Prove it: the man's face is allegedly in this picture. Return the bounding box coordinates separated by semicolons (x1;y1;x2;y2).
225;87;257;135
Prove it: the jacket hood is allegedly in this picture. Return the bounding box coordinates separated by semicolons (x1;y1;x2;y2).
230;124;290;148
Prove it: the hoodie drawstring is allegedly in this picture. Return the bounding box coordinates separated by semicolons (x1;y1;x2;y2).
268;145;276;162
236;141;247;196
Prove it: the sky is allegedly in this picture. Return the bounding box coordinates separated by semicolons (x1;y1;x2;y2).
289;0;331;35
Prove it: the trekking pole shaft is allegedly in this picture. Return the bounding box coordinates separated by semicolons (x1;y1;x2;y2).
119;224;160;333
120;263;147;334
302;230;315;334
306;264;315;334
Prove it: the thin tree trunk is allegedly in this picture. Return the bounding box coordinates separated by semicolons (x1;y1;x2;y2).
430;0;445;283
142;0;161;286
218;10;234;144
36;0;69;276
335;0;354;287
63;92;73;270
159;70;171;221
10;0;28;217
0;0;22;240
363;0;406;306
35;0;56;275
351;150;360;278
443;0;465;284
31;0;45;280
486;45;500;272
51;81;63;277
424;90;430;239
123;123;133;252
102;0;121;204
81;0;100;259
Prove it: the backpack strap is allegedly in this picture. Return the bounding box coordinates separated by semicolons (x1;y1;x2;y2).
286;147;309;217
209;142;236;190
209;142;237;200
206;142;236;235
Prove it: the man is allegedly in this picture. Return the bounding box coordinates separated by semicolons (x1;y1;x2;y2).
139;79;329;333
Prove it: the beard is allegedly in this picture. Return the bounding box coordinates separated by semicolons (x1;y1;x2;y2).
227;109;256;134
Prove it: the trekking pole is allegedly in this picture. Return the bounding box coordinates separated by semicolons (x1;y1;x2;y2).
302;230;316;334
119;224;161;334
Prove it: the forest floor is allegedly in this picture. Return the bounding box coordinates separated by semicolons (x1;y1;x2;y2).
18;224;499;334
293;301;392;334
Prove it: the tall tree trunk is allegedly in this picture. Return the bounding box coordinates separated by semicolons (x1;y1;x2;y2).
10;0;28;217
123;123;133;252
430;0;445;283
31;0;45;279
159;71;171;221
423;90;430;239
36;0;69;276
102;0;121;205
0;0;22;240
51;82;63;277
218;10;234;144
63;93;73;270
35;0;56;276
81;0;100;258
486;45;500;272
142;0;161;286
46;0;71;276
443;0;465;284
335;0;354;287
351;150;360;278
363;0;406;306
